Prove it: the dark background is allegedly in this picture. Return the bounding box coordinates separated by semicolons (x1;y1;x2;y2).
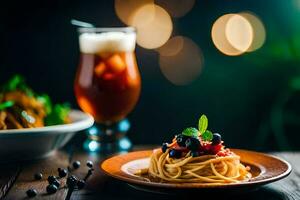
1;0;300;151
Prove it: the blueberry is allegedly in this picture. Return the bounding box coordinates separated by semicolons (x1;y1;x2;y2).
185;137;200;151
67;175;78;188
212;133;222;145
26;189;37;197
176;134;189;147
86;161;93;168
77;179;86;189
70;175;78;181
58;168;67;178
34;172;43;180
169;149;181;158
72;161;81;169
46;184;58;194
161;143;168;153
52;179;60;188
47;176;57;184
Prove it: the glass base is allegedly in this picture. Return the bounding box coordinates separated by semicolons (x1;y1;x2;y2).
83;118;132;154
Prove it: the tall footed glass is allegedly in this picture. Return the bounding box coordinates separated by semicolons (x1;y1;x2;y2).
74;27;141;153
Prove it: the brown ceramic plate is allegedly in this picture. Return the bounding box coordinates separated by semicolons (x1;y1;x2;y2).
101;149;291;194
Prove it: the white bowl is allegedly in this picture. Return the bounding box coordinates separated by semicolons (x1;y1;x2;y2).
0;110;94;162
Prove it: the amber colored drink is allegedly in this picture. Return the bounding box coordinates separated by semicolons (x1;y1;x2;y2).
74;30;141;123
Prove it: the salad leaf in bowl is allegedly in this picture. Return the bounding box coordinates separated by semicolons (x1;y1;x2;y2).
0;75;94;162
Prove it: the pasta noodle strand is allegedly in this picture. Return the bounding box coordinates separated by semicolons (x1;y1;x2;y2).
147;149;251;185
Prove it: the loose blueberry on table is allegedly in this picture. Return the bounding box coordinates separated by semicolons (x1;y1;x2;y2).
58;168;68;178
67;175;78;188
52;179;61;188
27;160;94;197
47;175;57;184
72;161;81;169
46;184;58;194
26;189;37;198
86;160;93;168
34;172;43;180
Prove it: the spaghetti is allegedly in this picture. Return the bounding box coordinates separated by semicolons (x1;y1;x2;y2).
147;149;251;184
135;114;251;184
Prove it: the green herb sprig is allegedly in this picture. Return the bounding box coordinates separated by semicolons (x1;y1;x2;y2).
181;114;214;141
198;114;213;141
182;127;199;137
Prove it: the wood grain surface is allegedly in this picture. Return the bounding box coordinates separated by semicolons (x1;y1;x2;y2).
4;151;70;200
0;149;298;200
0;164;19;198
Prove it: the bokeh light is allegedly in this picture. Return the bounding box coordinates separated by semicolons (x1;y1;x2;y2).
114;0;154;25
239;12;266;52
157;36;184;56
225;14;253;52
159;36;203;85
155;0;195;18
130;4;173;49
211;14;244;56
119;137;132;150
212;13;266;56
88;141;99;152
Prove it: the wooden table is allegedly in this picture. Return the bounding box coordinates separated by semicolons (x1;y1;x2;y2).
0;146;299;200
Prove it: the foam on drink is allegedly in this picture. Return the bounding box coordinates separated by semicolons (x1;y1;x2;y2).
79;32;136;54
75;30;141;123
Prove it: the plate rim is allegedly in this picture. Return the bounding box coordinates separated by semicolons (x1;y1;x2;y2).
0;109;94;136
100;149;292;189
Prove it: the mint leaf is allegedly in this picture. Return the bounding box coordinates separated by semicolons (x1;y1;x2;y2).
182;127;199;137
0;101;14;110
198;114;208;134
202;130;213;141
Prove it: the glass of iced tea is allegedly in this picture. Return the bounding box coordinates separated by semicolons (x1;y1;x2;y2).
74;27;141;153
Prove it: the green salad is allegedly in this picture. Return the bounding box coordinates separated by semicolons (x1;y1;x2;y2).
0;75;70;130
